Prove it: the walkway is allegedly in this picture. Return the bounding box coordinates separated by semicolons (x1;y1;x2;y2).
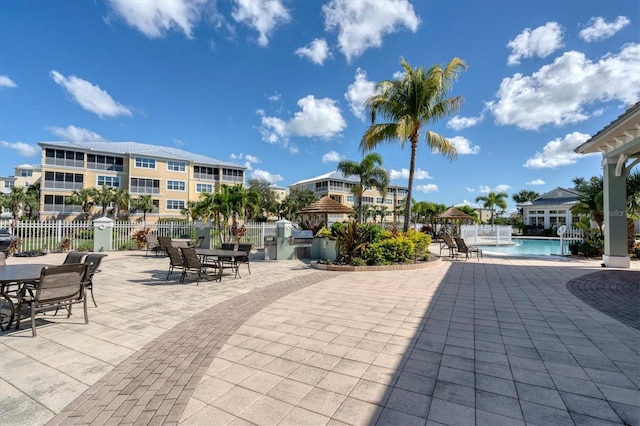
1;249;638;425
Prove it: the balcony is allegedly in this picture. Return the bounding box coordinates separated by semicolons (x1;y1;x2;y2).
87;162;124;172
130;186;160;195
43;204;84;213
44;158;84;168
43;181;83;191
193;173;218;181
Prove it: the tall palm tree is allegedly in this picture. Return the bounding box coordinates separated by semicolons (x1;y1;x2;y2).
475;192;508;226
571;176;604;233
0;186;37;232
361;57;467;232
93;185;116;217
337;153;390;224
111;188;130;220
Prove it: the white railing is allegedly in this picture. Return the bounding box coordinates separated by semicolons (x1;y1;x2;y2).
460;225;513;245
559;226;584;255
0;219;277;253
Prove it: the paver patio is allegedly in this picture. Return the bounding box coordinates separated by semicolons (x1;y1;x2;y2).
0;247;638;425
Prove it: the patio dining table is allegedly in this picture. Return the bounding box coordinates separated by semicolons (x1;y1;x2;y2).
0;264;48;331
194;248;245;281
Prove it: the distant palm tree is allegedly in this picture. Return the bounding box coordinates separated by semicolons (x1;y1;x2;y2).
337;153;389;224
571;176;604;233
475;192;508;226
66;188;95;220
111;188;130;220
361;57;467;232
134;195;155;223
0;186;37;232
93;185;116;217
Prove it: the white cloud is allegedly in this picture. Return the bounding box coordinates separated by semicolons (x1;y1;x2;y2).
507;22;564;66
50;70;132;118
48;125;107;142
478;184;511;193
106;0;205;38
466;187;475;192
0;75;17;89
487;43;640;130
232;0;291;47
527;179;545;185
523;131;597;168
580;16;630;42
447;114;482;130
345;68;376;120
251;169;283;183
257;96;346;148
390;168;432;180
322;0;419;62
0;141;39;157
457;200;481;208
230;153;260;169
448;136;480;155
295;38;332;65
416;184;438;194
322;150;343;163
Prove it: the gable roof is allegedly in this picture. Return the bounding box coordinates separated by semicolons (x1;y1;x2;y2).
290;171;358;186
39;141;245;169
527;187;581;207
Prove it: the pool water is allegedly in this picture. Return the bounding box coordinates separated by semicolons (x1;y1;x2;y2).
477;238;563;256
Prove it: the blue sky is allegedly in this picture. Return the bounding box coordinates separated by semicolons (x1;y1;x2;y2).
1;0;639;213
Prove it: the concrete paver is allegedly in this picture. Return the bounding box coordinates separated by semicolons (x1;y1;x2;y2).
0;248;638;425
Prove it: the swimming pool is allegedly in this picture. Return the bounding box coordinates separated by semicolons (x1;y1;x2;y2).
477;238;563;256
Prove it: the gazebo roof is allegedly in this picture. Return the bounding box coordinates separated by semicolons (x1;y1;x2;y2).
435;207;475;221
297;196;354;215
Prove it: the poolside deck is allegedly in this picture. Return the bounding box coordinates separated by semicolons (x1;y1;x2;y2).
1;246;638;425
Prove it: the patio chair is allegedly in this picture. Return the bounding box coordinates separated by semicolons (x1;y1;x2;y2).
219;243;237;277
179;247;208;285
15;263;89;337
62;251;88;264
454;237;482;261
235;243;252;278
145;234;162;257
83;253;108;307
193;236;205;249
439;234;457;258
158;236;172;257
165;246;184;281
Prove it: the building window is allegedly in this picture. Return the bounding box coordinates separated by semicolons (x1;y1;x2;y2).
166;200;185;210
45;148;84;168
135;157;156;169
167;180;186;191
87;154;124;172
386;198;393;205
193;166;216;180
221;168;243;182
4;181;11;189
20;169;33;177
196;183;213;193
346;195;355;203
44;171;84;190
167;161;186;172
376;197;383;204
362;196;374;204
130;178;160;194
97;176;120;188
24;182;29;187
43;195;83;213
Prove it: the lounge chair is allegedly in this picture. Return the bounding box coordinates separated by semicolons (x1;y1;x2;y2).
15;263;89;337
193;236;205;249
145;234;162;257
83;253;108;307
439;234;458;258
63;252;88;264
454;237;482;261
157;236;172;256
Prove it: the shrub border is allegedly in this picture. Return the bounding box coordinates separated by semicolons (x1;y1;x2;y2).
311;254;442;272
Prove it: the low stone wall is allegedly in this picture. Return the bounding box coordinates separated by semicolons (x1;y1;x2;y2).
311;255;442;272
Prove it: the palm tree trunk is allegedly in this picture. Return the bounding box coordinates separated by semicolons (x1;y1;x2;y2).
404;140;418;232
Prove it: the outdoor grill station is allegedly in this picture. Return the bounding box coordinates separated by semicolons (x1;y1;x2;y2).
264;220;314;260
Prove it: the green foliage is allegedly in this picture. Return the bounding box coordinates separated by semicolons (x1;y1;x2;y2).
316;227;332;238
366;236;415;265
405;229;431;259
131;228;151;249
568;241;600;257
76;228;94;240
334;221;369;264
350;257;366;266
76;242;93;252
358;222;383;244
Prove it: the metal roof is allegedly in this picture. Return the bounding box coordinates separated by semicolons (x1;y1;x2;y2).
290;171;359;185
39;141;245;169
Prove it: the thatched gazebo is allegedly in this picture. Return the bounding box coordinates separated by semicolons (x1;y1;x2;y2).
297;196;355;228
435;207;476;236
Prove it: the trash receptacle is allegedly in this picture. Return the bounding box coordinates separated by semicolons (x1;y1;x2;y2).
264;236;276;260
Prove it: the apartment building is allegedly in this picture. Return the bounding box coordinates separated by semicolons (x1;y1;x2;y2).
14;164;42;189
289;171;408;223
39;141;246;220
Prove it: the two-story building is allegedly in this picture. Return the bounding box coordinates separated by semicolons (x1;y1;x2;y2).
39;141;246;220
289;171;408;223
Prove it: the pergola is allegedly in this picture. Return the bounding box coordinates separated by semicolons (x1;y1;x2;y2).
575;102;640;268
435;207;476;236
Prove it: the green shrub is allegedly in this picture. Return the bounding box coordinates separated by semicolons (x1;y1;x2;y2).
350;257;365;266
76;242;93;252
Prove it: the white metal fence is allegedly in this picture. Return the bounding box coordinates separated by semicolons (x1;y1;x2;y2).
559;226;584;255
0;220;276;253
460;225;513;245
